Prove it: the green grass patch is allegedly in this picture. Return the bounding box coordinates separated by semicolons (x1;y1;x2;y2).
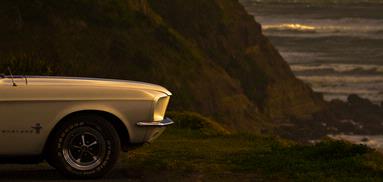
166;111;231;136
122;124;383;181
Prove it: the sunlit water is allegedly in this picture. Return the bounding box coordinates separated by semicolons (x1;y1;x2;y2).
329;135;383;152
240;0;383;103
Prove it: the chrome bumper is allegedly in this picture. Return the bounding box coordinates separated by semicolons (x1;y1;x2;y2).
136;118;174;127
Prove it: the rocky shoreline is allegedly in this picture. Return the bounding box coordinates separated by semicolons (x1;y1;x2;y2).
277;94;383;141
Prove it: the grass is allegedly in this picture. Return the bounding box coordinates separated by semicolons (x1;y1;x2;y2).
121;115;383;181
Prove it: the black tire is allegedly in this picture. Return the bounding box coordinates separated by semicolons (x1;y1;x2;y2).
46;114;121;179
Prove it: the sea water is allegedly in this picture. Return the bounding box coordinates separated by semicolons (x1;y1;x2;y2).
240;0;383;103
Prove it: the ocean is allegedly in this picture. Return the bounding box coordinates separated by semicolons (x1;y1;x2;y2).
240;0;383;103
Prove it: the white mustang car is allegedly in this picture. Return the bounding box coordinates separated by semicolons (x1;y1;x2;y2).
0;75;173;178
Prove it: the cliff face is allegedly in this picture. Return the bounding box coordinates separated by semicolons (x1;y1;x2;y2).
0;0;324;131
149;0;325;119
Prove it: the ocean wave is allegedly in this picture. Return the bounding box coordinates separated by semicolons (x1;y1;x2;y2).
297;75;383;84
313;87;383;103
263;24;317;33
323;94;382;103
310;84;383;102
263;23;383;34
313;87;381;95
291;64;383;74
260;18;383;35
279;52;328;64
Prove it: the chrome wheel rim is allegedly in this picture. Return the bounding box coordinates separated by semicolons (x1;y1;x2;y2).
62;127;107;171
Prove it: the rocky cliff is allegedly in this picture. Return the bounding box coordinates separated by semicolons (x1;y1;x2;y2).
0;0;324;132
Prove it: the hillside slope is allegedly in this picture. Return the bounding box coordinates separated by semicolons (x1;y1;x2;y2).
0;0;324;131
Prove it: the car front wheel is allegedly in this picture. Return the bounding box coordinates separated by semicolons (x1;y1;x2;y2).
46;114;121;179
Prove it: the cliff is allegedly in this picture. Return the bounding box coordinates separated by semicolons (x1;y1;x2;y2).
0;0;324;132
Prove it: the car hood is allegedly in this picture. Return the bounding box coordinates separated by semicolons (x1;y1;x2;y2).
25;76;172;95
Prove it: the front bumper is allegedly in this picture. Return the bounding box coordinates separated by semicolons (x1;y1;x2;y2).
136;117;174;127
136;118;174;143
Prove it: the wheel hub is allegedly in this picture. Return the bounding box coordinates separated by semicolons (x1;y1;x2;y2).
62;127;107;171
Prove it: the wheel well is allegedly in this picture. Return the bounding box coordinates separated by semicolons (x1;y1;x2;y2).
43;110;131;156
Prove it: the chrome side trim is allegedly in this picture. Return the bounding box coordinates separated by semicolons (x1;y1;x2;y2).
137;118;174;127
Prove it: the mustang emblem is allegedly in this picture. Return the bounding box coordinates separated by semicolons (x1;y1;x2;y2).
31;123;42;134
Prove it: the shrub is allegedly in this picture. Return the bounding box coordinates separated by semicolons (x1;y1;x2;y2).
166;111;230;136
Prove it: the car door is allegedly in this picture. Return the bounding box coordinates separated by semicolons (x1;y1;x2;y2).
0;77;45;155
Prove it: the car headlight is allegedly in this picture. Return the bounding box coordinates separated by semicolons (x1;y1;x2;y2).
153;96;170;121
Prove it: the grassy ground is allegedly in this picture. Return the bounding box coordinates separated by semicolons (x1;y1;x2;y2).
121;114;383;181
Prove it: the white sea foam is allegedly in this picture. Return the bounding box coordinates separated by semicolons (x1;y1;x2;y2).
291;64;383;73
260;18;383;38
323;94;383;103
279;52;327;64
263;23;383;34
313;87;380;95
298;76;383;102
298;75;383;84
263;23;316;32
330;135;383;152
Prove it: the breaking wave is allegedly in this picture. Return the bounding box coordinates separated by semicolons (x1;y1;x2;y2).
313;87;381;95
263;23;383;35
261;19;383;36
299;76;383;102
291;64;383;74
320;89;383;103
263;24;317;33
298;75;383;84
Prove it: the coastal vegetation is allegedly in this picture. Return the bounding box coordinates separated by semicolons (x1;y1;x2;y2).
122;113;383;181
1;0;383;180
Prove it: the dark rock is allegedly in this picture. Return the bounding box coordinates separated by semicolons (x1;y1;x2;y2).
347;94;373;106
